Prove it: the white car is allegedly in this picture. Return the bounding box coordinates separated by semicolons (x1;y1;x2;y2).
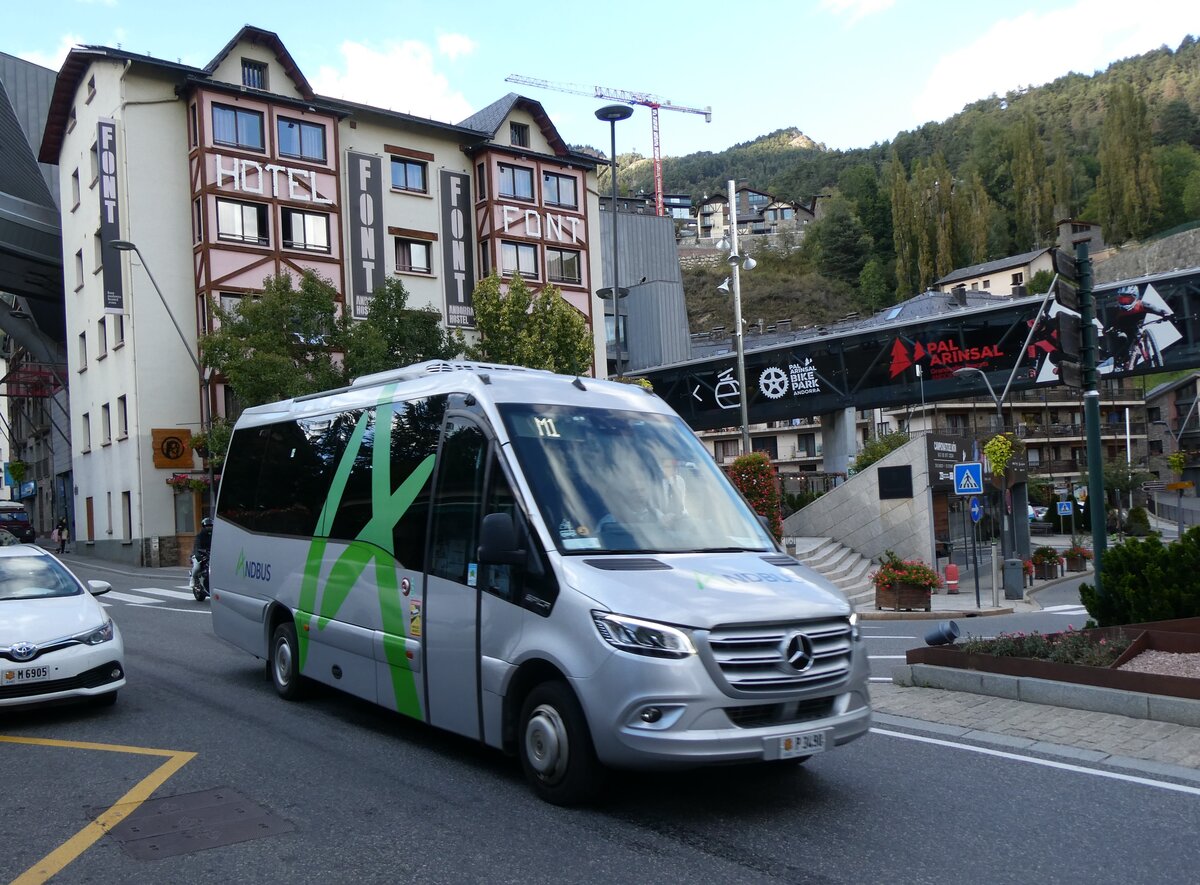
0;545;125;708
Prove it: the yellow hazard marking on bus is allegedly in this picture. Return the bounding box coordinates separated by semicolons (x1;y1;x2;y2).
1;735;196;885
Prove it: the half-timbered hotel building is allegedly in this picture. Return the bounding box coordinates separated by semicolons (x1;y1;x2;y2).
39;26;605;563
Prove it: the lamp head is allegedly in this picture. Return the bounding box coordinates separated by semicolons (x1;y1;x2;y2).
595;104;634;123
742;255;757;271
726;252;740;266
110;239;137;252
717;278;730;293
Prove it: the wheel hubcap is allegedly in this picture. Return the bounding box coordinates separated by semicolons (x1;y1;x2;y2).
275;639;292;687
525;704;568;780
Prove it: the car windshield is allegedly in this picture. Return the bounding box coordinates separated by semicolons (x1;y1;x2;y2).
498;403;774;555
0;555;82;600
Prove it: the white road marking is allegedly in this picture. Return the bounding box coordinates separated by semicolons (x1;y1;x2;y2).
865;635;918;640
872;727;1200;797
101;590;163;605
1041;605;1089;615
130;586;199;601
869;655;908;660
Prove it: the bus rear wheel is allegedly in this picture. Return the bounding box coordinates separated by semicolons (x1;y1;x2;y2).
519;681;602;806
270;621;306;701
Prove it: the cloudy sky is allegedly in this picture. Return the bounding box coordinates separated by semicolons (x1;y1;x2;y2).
7;0;1195;157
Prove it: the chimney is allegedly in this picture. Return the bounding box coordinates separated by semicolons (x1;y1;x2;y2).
952;285;967;306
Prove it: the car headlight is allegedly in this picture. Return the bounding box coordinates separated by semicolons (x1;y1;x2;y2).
850;612;861;641
75;619;115;645
592;612;695;659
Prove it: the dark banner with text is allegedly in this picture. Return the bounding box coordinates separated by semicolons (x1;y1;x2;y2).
97;118;123;314
346;151;386;320
440;170;475;328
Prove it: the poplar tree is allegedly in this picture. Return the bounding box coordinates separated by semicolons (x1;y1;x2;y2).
1096;83;1162;243
1009;113;1053;249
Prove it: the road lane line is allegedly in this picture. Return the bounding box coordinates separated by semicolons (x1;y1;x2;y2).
1;736;196;885
130;586;200;601
100;590;163;605
869;655;907;659
865;635;917;640
871;727;1200;797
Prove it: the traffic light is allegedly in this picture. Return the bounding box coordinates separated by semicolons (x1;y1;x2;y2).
1053;249;1080;311
1055;311;1084;389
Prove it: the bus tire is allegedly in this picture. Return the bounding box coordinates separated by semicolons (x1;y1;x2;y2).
270;621;306;701
519;681;601;806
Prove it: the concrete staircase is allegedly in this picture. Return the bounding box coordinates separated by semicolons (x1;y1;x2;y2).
787;537;876;609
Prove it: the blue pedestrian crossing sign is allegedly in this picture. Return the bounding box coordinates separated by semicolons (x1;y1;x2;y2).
953;462;984;496
1057;500;1073;516
969;496;983;523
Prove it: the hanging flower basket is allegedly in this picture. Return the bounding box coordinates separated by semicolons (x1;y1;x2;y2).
166;473;212;493
982;432;1025;479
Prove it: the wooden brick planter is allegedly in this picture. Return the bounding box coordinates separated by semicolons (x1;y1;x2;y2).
876;582;932;612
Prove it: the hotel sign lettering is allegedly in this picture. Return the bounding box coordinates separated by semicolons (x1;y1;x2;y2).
441;170;475;328
213;155;334;204
97;118;123;314
499;206;582;243
346;152;385;319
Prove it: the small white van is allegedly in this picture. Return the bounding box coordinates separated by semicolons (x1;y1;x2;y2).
211;361;870;803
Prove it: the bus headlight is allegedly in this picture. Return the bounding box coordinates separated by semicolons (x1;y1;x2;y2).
592;612;696;659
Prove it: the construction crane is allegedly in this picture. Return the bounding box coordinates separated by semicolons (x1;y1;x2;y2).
504;75;711;218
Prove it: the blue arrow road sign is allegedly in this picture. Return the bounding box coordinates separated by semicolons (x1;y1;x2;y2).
953;462;984;496
1057;500;1073;516
969;497;983;523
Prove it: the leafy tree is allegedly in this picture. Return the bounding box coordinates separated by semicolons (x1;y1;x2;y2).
806;197;871;285
1027;269;1055;295
1154;98;1200;147
1009;112;1054;250
851;430;911;473
727;452;782;540
463;274;593;375
341;277;458;380
1095;83;1162;243
857;257;891;313
1154;144;1200;229
201;271;345;406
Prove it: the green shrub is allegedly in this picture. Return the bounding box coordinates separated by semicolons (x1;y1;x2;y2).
727;453;782;541
1079;526;1200;625
850;431;910;474
1125;506;1151;537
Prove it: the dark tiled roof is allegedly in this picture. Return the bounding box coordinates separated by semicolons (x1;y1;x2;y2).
936;247;1052;286
458;93;520;135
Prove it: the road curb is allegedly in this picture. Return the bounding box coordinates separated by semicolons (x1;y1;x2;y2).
893;663;1200;729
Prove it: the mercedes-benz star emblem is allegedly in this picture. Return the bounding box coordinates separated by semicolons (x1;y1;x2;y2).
10;642;38;662
783;633;814;672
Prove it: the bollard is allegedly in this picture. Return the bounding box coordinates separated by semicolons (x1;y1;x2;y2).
944;562;959;595
925;620;960;646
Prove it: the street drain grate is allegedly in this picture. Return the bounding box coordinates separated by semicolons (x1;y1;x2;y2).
96;786;294;860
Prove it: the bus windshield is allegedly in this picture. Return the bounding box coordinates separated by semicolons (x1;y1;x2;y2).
498;403;775;555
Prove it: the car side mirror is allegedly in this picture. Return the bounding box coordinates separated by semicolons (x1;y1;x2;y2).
477;512;526;566
87;580;112;596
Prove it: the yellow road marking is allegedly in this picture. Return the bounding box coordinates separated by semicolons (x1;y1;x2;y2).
1;735;196;885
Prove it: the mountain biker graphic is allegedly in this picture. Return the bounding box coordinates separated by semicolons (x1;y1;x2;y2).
1102;285;1168;372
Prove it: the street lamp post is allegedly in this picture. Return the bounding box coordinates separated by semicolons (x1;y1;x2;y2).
595;104;633;377
111;239;214;513
717;180;756;455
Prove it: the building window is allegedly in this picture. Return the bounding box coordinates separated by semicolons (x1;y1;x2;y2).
983;279;991;289
93;231;103;272
86;76;96;103
117;395;128;439
67;106;77;133
396;238;432;274
216;199;269;246
476;162;487;200
390;157;427;193
71;169;80;210
90;142;98;184
241;59;268;90
281;208;329;252
112;313;125;347
78;332;87;371
748;192;769;206
478;245;490;278
500;241;537;278
212;104;265;152
498;164;534;201
1012;272;1024;285
510;122;530;147
75;250;84;290
97;318;107;358
715;439;739;461
193;199;203;243
81;413;91;452
542;172;577;209
101;404;111;445
190;103;198;147
545;247;581;284
277;117;326;162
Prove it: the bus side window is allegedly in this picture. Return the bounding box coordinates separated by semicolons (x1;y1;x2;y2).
481;457;558;614
428;419;486;584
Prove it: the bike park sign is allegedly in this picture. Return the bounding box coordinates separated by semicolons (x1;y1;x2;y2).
640;266;1200;432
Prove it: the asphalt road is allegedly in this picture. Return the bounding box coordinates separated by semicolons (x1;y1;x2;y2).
3;558;1198;884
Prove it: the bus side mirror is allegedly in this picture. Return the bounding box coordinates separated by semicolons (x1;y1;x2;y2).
478;512;526;565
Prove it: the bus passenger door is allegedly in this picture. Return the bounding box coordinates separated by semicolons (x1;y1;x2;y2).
424;417;486;739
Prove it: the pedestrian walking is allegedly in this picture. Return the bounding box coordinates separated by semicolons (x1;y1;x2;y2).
55;517;69;554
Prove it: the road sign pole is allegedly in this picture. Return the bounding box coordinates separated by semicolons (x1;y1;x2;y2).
972;520;980;608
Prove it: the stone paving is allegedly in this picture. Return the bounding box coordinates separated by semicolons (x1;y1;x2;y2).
871;682;1200;775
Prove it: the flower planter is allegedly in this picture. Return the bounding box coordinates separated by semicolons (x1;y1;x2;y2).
876;582;932;612
1065;554;1088;572
1034;562;1058;580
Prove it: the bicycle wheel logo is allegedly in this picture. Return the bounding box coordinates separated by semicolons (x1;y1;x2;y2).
759;367;789;399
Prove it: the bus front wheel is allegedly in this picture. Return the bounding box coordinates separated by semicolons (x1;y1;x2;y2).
270;621;306;701
519;681;601;806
